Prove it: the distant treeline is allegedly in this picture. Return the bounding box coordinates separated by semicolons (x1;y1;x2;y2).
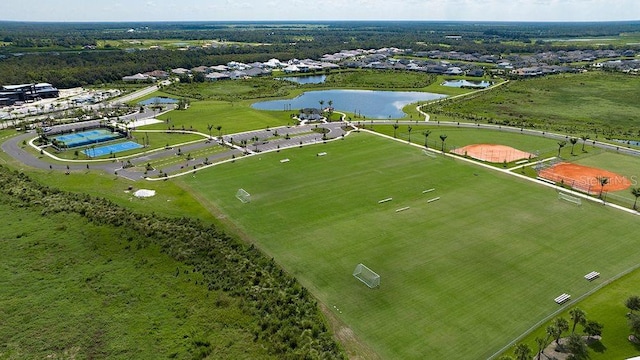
0;166;344;359
1;21;639;87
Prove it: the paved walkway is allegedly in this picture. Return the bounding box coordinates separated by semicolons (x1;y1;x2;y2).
1;119;350;181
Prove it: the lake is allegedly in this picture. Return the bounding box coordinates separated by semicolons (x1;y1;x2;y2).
442;80;492;89
138;96;179;105
277;75;327;84
251;89;446;119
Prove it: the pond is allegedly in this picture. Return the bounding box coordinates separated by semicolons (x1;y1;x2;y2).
442;80;492;89
277;75;327;84
138;96;179;105
251;89;446;119
613;139;640;147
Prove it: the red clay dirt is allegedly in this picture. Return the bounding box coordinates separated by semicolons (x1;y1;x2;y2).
451;144;536;163
538;162;631;194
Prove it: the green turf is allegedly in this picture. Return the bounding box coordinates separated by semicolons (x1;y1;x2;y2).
371;125;563;158
506;268;640;359
0;200;273;359
179;132;640;359
148;100;293;135
428;71;640;135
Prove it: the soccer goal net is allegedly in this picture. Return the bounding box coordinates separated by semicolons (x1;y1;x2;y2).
422;149;437;158
558;192;581;206
353;263;380;288
236;188;251;203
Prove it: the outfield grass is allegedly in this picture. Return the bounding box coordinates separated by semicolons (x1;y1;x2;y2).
371;125;563;158
0;200;273;359
179;132;640;359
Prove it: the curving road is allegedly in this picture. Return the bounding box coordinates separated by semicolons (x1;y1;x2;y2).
1;120;350;181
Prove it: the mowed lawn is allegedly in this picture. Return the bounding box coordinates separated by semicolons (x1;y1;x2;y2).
181;132;640;359
149;100;292;135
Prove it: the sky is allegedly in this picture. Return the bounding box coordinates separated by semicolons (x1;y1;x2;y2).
0;0;638;22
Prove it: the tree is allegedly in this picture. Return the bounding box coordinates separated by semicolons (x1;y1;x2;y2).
584;320;603;340
513;343;531;360
570;308;587;334
216;125;222;138
207;124;214;139
596;176;609;199
423;130;431;147
535;336;548;360
569;137;578;155
580;134;590;152
565;333;589;360
440;134;448;152
552;317;569;345
626;295;640;314
407;125;412;143
557;140;567;157
319;99;324;111
631;188;640;211
392;123;399;138
629;313;640;336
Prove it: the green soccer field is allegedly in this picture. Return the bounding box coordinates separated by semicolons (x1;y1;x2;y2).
180;132;640;359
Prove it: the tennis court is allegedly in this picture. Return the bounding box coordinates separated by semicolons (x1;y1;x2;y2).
82;141;143;158
53;129;123;148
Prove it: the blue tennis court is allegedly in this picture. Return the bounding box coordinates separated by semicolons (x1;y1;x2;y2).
82;141;143;158
53;129;122;148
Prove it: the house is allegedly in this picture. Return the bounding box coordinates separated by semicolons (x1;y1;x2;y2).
205;72;230;81
145;70;169;79
171;68;191;75
466;69;485;77
191;66;210;73
298;108;323;122
122;73;155;82
283;65;300;73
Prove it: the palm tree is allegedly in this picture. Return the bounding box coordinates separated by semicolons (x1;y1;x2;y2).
423;130;431;148
407;125;412;143
557;140;566;157
207;124;214;139
392;123;399;138
513;343;531;360
439;134;448;152
535;336;547;360
569;137;578;155
216;125;222;138
580;134;590;152
552;317;569;345
631;188;640;210
596;176;609;199
570;308;587;334
319;100;324;111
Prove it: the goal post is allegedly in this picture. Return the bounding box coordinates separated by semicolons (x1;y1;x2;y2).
236;188;251;203
558;192;581;206
353;263;380;288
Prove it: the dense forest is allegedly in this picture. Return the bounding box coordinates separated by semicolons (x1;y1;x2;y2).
1;21;639;88
0;166;344;359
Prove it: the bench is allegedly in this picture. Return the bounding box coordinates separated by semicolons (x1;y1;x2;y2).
584;271;600;281
554;293;571;304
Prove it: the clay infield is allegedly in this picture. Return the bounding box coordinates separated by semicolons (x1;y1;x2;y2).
451;144;536;163
538;162;631;194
